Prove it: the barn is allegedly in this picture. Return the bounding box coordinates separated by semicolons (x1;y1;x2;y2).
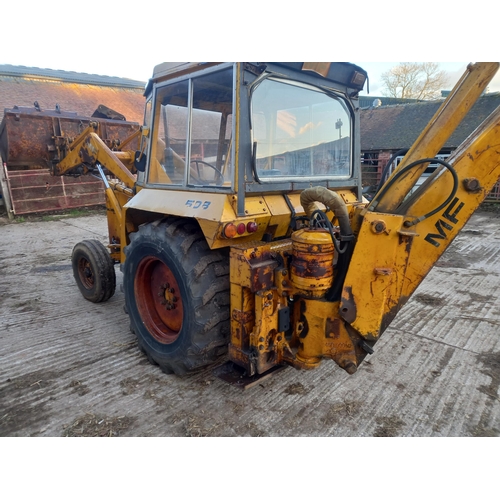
360;92;500;201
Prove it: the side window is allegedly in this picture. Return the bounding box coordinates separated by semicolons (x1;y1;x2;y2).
148;67;233;188
148;80;189;185
189;69;233;187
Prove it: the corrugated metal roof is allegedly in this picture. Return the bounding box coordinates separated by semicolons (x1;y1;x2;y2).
0;64;146;89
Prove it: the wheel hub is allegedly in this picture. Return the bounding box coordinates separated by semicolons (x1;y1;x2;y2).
159;283;178;310
78;258;94;288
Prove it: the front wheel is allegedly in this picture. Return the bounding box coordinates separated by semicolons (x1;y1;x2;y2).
71;240;116;303
123;218;230;375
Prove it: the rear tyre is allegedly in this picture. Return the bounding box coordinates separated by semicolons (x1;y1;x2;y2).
72;240;116;303
123;218;230;375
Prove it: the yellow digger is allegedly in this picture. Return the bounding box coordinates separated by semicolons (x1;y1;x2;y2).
2;61;499;388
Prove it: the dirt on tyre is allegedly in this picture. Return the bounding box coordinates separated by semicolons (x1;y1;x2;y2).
123;218;230;375
72;239;116;303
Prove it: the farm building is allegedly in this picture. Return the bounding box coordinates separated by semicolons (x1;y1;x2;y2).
360;92;500;201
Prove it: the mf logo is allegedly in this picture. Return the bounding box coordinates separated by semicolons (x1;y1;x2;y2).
424;197;465;247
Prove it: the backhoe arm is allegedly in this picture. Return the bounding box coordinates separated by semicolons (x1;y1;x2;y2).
340;93;500;343
371;62;499;213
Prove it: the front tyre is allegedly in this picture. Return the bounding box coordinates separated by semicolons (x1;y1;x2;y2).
123;219;230;375
72;239;116;303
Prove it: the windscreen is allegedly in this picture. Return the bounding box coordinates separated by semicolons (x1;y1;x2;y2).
251;78;352;181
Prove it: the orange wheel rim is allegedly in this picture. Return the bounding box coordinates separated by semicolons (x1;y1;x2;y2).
134;256;184;344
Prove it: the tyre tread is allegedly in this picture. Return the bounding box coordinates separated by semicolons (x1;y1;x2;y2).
72;239;116;303
124;218;230;375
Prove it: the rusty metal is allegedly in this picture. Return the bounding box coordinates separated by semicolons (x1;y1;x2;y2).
4;168;104;215
0;157;13;219
290;228;335;298
0;106;140;170
0;105;141;215
226;230;365;377
463;177;481;192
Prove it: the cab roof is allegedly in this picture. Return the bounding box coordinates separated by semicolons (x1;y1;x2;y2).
147;62;368;95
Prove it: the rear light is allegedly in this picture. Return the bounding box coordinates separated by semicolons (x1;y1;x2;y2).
223;223;237;238
247;222;258;233
223;221;258;238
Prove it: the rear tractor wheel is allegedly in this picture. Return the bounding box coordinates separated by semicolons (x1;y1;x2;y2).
71;239;116;303
123;218;230;375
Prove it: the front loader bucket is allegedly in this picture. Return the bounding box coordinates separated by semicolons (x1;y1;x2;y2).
0;104;141;215
0;104;140;170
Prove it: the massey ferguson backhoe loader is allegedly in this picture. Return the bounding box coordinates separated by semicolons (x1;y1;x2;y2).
2;62;499;388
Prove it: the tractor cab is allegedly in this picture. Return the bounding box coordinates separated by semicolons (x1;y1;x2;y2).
136;62;368;218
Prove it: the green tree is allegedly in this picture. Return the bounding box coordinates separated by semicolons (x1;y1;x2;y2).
381;62;449;100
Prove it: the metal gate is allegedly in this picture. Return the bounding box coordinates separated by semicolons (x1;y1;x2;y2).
2;164;104;216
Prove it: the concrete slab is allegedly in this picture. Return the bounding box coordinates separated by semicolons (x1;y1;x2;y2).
0;209;499;436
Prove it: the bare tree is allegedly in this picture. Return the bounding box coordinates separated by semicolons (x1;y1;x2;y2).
381;62;449;100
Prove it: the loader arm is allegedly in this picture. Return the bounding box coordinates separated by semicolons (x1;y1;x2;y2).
53;125;139;261
53;125;137;189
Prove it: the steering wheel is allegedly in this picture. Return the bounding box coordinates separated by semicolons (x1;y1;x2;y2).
190;159;224;185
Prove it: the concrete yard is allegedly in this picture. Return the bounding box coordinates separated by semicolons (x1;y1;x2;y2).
1;207;499;437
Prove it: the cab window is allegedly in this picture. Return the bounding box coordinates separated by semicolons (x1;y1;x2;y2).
148;67;233;189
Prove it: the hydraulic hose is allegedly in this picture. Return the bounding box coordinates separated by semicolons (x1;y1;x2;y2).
375;148;409;193
375;157;458;224
300;186;353;238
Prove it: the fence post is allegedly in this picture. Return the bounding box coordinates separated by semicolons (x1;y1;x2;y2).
0;155;14;220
